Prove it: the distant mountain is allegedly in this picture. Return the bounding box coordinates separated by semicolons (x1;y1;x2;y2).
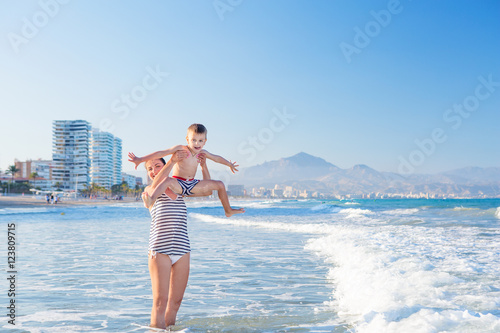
230;152;500;198
440;167;500;184
233;152;341;187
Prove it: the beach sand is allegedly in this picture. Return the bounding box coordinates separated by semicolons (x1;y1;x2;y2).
0;195;139;209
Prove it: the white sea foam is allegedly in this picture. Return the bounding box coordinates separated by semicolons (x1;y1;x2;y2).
496;207;500;219
338;208;374;216
336;208;376;223
452;206;480;211
186;199;229;208
188;212;332;235
0;207;51;215
305;223;500;332
20;310;85;322
384;208;420;215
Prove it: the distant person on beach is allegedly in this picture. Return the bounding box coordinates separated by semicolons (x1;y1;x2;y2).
143;150;210;329
46;194;50;204
128;123;244;217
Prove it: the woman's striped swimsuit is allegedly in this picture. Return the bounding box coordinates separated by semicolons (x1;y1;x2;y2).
149;193;190;257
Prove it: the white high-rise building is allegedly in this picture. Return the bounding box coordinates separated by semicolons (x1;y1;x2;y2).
113;136;122;186
90;129;122;189
52;120;91;191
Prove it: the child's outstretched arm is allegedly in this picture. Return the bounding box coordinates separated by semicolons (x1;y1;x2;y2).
203;151;239;174
128;145;185;169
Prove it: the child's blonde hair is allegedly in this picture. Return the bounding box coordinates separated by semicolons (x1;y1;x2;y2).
187;123;207;137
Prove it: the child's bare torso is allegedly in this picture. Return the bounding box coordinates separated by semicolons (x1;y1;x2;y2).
172;147;201;179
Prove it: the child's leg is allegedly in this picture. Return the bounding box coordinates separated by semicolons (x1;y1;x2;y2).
146;178;183;208
191;180;245;217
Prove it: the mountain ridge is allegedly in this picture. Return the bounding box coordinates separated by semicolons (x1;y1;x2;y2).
230;152;500;198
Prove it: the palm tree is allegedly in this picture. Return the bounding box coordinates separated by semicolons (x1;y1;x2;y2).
6;165;19;194
6;165;19;183
30;172;39;189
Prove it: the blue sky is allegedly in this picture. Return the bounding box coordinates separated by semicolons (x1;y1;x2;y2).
1;0;499;178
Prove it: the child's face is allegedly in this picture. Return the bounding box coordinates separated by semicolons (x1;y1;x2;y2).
186;131;207;153
146;159;164;179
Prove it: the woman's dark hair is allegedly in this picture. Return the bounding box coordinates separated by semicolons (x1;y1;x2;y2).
144;157;166;168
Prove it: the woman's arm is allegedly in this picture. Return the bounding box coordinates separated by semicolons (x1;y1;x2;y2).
198;153;211;180
149;150;189;193
143;150;189;208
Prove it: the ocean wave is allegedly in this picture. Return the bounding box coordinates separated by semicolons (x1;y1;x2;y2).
311;204;330;211
305;223;500;332
0;207;52;215
384;208;420;215
452;206;480;211
188;213;333;235
339;208;374;214
444;206;500;220
337;208;374;218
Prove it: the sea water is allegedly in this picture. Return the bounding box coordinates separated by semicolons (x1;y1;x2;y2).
1;198;499;332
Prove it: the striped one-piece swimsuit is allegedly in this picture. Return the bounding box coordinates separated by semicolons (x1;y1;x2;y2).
148;193;190;256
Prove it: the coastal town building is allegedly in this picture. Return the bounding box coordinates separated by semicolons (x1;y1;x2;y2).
227;184;245;196
112;136;122;186
52;120;92;191
50;121;124;192
13;159;53;190
135;177;143;186
122;172;137;189
90;129;122;189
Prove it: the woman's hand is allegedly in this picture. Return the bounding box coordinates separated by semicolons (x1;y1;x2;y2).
171;149;189;163
197;153;207;167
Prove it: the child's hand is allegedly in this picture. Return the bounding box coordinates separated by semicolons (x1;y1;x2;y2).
229;160;239;174
128;152;142;170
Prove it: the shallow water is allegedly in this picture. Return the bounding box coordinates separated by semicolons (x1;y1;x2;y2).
1;198;499;332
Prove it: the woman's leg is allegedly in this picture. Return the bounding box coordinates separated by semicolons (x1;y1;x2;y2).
148;252;172;329
165;253;190;326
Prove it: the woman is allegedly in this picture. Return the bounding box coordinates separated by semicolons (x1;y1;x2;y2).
143;151;211;329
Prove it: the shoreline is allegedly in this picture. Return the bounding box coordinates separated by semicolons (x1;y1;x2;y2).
1;195;498;210
0;195;140;209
